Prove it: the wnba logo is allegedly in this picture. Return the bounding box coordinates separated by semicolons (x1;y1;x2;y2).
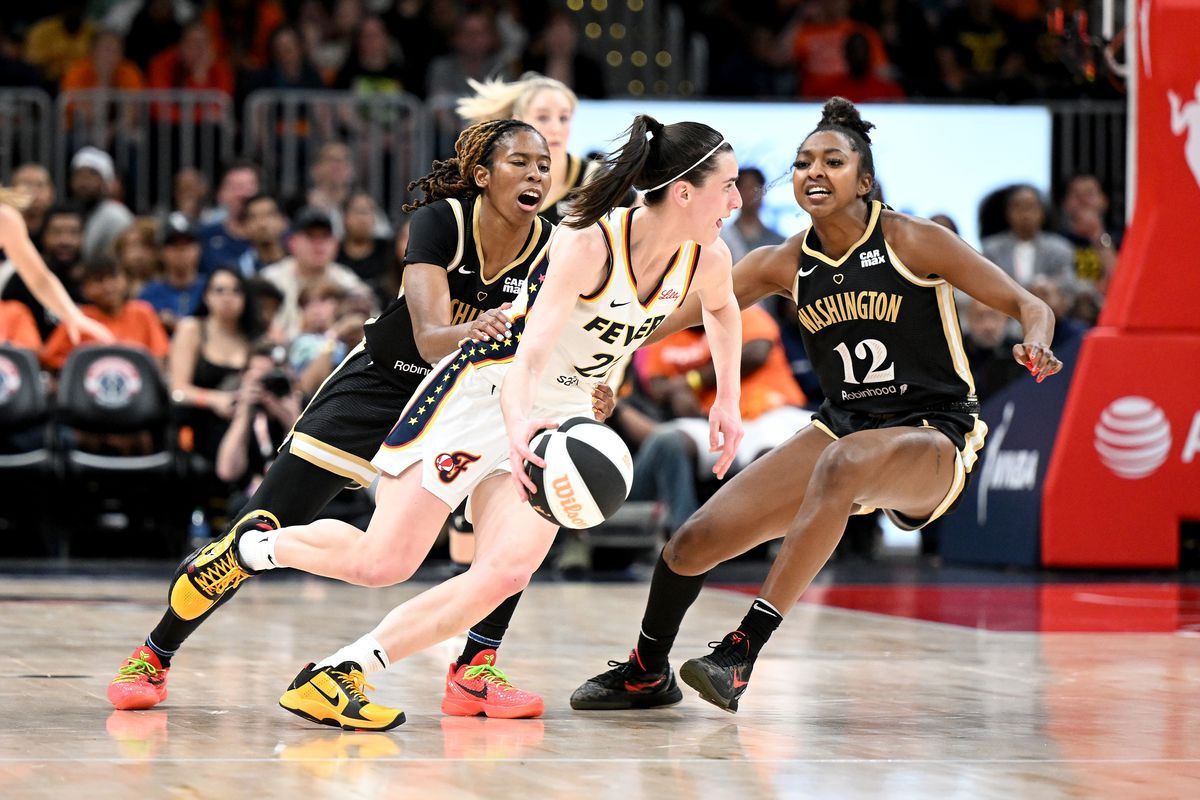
1093;396;1173;479
435;451;480;483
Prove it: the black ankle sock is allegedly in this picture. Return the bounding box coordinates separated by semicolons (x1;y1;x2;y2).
736;598;784;660
635;551;709;674
143;636;174;667
457;591;522;668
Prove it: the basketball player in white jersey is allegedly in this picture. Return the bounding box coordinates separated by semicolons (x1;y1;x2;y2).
230;115;746;730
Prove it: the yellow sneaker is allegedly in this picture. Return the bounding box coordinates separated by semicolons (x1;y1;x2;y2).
168;511;278;621
279;662;406;732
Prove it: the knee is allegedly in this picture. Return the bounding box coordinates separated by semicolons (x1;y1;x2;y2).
348;555;420;588
810;441;868;498
472;562;533;606
663;511;718;575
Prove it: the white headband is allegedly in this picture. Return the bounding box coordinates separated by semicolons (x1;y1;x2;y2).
641;139;727;194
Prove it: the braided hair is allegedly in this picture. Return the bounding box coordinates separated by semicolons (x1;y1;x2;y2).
403;119;544;213
804;97;878;202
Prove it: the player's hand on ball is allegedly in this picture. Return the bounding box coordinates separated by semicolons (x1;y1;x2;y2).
1013;342;1062;383
591;383;615;421
508;417;559;502
708;400;743;480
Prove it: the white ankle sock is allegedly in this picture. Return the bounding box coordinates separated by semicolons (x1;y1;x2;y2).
237;529;280;571
315;634;390;675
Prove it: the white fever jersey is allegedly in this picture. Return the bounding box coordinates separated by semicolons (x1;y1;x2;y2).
468;206;702;409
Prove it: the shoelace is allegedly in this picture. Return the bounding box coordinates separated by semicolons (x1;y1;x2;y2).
332;669;376;704
112;652;160;684
193;549;249;596
463;663;514;690
705;636;750;669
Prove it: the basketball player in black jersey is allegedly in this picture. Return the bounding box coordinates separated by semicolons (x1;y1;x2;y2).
572;97;1063;713
108;119;614;715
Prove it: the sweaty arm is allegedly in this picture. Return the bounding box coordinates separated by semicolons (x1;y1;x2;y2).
888;214;1061;378
646;237;802;344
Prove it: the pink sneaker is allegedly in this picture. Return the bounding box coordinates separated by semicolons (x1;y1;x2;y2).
441;650;544;719
107;646;169;710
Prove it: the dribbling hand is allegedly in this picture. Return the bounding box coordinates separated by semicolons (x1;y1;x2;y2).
507;417;559;502
707;401;743;480
1013;342;1063;383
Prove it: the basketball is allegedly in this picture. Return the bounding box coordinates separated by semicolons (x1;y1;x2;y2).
524;417;634;529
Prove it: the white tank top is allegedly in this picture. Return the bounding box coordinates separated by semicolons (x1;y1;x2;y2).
467;206;702;410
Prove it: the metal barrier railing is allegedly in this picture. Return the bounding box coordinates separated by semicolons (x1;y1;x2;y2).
0;89;53;184
243;89;431;223
0;88;1130;228
1047;100;1128;222
55;89;234;214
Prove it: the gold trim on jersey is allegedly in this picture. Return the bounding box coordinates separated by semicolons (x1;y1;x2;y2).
619;208;694;309
541;152;583;210
287;432;377;488
583;215;618;302
801;201;882;267
678;242;702;301
884;242;943;288
446;199;466;270
467;196;545;286
884;240;976;397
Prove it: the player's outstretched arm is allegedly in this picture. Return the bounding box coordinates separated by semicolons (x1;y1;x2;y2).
501;225;608;500
890;214;1063;381
645;237;800;345
0;203;114;345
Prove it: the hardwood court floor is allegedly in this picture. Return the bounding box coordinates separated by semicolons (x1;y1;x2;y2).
1;573;1198;799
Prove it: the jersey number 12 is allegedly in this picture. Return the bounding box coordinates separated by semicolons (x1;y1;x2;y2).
833;339;895;385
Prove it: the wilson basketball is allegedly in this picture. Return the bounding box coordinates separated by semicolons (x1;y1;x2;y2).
524;417;634;529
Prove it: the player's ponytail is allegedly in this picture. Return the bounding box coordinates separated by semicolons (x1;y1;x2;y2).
807;97;878;202
404;119;543;213
566;115;730;229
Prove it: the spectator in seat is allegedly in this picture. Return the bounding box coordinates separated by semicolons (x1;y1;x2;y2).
245;277;285;343
981;185;1075;287
336;190;394;297
124;0;184;71
69;147;135;262
40;256;169;372
202;0;286;73
61;29;145;93
259;207;370;340
1;205;87;340
112;219;161;299
197;160;261;275
334;15;411;97
787;0;892;99
0;299;41;350
306;143;391;239
961;297;1026;401
817;32;905;103
147;21;234;107
139;213;203;333
168;265;260;463
11;164;55;245
427;12;510;129
1058;174;1119;290
24;0;95;83
720;168;785;263
237;193;289;277
214;340;301;495
522;11;605;99
171;166;211;225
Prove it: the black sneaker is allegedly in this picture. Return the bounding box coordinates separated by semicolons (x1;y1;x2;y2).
570;650;683;710
678;631;755;713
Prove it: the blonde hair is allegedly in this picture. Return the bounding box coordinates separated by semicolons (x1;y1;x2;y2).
457;72;578;125
0;187;31;211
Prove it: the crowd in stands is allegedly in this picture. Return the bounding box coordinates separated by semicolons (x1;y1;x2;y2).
0;1;1123;562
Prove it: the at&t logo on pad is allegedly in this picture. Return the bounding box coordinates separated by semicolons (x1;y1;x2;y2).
1093;396;1173;479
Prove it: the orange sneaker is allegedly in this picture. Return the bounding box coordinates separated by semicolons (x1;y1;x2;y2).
107;646;170;710
441;650;544;719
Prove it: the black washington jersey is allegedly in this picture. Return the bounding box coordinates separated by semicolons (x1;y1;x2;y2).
363;196;552;390
793;200;976;413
